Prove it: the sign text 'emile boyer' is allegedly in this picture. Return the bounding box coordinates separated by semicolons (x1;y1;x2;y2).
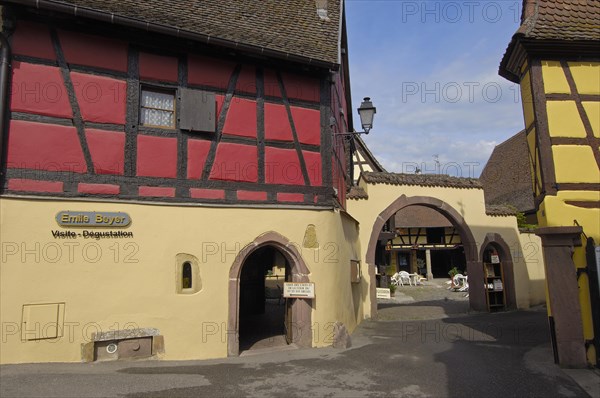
56;211;132;228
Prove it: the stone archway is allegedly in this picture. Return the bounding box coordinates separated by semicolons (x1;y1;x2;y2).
228;231;312;356
366;195;486;314
480;233;517;310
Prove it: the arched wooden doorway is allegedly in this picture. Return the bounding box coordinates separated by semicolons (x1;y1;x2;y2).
480;233;517;311
366;195;485;314
228;232;312;356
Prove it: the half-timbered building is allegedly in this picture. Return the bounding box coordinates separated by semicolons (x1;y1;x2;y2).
0;0;363;363
500;0;599;367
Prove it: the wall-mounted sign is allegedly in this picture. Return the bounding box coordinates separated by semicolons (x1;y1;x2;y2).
56;211;131;228
283;282;315;299
491;254;500;264
376;288;391;299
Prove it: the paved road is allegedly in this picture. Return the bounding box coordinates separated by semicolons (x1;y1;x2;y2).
0;283;593;397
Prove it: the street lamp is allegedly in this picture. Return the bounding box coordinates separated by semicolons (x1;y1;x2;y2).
335;97;377;138
357;97;376;134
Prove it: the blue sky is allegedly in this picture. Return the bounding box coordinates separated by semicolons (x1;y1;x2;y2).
346;1;525;177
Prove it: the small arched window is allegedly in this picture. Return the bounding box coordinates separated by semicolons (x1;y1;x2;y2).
176;254;201;294
182;262;192;289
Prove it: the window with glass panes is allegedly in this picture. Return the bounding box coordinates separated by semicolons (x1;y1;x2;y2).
140;88;175;128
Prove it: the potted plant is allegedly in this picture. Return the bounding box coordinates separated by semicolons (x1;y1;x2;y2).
389;283;397;297
448;267;461;288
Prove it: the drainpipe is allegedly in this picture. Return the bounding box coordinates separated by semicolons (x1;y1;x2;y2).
0;32;10;170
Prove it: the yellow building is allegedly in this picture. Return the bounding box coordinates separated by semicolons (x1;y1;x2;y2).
500;0;600;367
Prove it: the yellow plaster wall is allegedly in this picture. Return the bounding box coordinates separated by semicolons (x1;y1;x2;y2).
546;101;587;138
0;198;362;363
520;70;535;129
518;232;547;307
348;182;547;313
541;61;570;94
541;191;600;237
568;62;600;95
551;145;600;183
582;101;600;138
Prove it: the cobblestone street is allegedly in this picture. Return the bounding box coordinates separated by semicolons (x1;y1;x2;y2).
376;278;472;321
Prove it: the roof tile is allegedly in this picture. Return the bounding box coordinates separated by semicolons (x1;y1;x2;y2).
360;172;482;189
522;0;600;41
9;0;342;66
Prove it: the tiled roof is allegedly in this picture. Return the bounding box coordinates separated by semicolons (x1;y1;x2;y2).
485;205;518;217
480;130;535;213
8;0;342;67
360;172;482;189
518;0;600;41
500;0;600;81
347;186;368;200
394;206;452;227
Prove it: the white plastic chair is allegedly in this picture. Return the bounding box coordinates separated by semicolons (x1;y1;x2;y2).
458;275;469;292
452;274;467;291
398;271;413;286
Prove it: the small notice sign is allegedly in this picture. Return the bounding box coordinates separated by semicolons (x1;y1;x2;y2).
376;288;391;299
491;255;500;264
56;211;131;228
283;282;315;299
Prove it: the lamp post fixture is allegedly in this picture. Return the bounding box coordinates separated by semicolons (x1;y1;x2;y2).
357;97;376;134
335;97;376;138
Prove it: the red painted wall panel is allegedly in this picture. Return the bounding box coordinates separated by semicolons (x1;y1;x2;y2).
85;129;125;175
58;30;128;72
78;183;120;195
265;147;304;186
188;55;235;89
223;98;257;138
237;190;268;201
6;120;87;173
8;179;64;193
12;21;56;60
71;72;127;125
187;139;212;179
264;103;293;142
139;186;176;198
139;52;178;83
190;188;225;200
210;143;258;183
303;151;322;186
282;72;320;103
235;66;256;94
292;107;321;146
136;135;178;178
10;62;72;119
277;193;304;203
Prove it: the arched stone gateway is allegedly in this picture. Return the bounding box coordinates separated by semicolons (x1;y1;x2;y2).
228;232;312;356
366;195;486;314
